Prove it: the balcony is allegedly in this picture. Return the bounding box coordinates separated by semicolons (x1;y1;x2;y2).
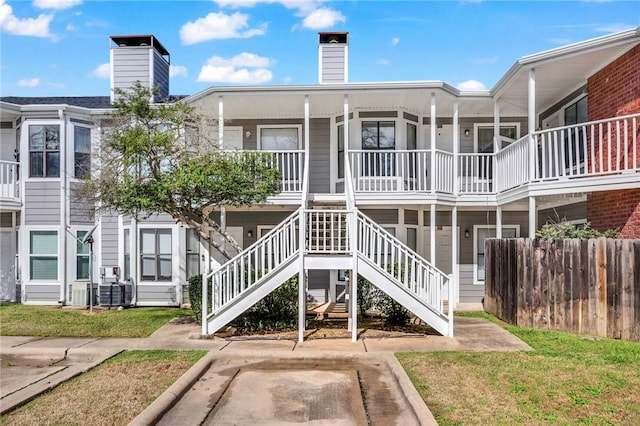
348;113;640;199
0;160;20;210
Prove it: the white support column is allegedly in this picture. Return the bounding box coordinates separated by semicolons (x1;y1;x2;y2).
201;228;210;336
452;101;459;196
218;96;224;149
529;196;536;239
493;101;501;153
298;212;306;342
450;205;458;331
528;69;536;181
496;205;503;239
430;204;436;266
350;209;358;342
430;93;436;193
343;94;350;198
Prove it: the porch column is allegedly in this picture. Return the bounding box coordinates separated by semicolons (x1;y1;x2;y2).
430;204;436;266
303;95;310;196
528;70;536;181
529;196;536;238
344;94;350;199
298;96;310;343
496;205;503;239
493;101;501;153
451;205;458;319
430;93;436;193
218;96;224;148
453;101;459;196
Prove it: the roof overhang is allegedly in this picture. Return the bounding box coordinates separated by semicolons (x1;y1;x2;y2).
184;81;510;119
492;27;640;114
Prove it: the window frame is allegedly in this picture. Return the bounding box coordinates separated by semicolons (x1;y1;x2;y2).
139;228;173;282
29;124;61;178
185;228;201;280
361;121;396;151
76;230;90;280
473;225;520;284
29;230;59;281
337;123;345;179
473;123;520;153
74;126;92;179
256;124;302;150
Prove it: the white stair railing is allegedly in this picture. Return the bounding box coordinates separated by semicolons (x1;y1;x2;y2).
356;211;450;313
0;160;19;200
305;209;350;253
205;209;300;315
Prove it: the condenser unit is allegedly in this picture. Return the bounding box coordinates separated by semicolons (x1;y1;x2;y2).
71;283;89;306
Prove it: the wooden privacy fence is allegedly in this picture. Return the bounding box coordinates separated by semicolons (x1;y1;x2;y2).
484;238;640;342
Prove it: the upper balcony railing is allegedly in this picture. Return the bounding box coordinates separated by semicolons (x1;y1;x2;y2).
225;150;304;193
0;160;20;204
348;113;639;197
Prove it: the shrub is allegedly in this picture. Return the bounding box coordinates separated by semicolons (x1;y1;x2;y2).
231;275;298;332
356;272;410;327
188;274;211;321
536;222;619;239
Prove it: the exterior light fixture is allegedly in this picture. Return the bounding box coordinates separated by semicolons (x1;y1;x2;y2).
245;131;251;138
464;129;470;137
247;229;253;238
464;229;470;238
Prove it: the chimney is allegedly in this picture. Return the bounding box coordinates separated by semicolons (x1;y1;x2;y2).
109;35;170;103
318;32;348;84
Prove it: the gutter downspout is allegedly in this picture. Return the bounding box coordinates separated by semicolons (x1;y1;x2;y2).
59;108;68;305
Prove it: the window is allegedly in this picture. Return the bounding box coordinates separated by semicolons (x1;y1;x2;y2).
74;127;91;178
476;125;519;153
123;229;130;280
29;125;60;177
186;228;200;279
407;123;417;179
140;229;172;281
406;227;417;252
30;231;58;280
76;231;90;280
362;121;396;176
337;124;344;179
259;127;299;150
563;96;587;169
474;226;518;283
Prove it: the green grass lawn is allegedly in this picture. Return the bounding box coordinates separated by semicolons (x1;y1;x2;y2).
0;305;193;337
398;312;640;426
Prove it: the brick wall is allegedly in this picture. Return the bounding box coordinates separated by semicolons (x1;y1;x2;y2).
586;44;640;238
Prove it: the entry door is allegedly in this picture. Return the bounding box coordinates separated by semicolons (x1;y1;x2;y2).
423;227;458;299
0;230;16;301
221;127;243;150
211;226;243;268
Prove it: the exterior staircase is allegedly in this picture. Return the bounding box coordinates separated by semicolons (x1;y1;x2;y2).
203;207;454;338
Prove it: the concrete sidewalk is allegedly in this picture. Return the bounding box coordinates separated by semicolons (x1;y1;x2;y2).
1;316;532;423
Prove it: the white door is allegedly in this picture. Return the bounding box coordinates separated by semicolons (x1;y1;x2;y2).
423;226;458;299
211;226;243;268
222;127;243;150
0;230;16;301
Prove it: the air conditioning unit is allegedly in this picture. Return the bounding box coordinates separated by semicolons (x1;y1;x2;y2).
71;283;89;306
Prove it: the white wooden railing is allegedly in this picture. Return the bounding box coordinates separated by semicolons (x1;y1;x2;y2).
306;209;350;253
206;209;300;313
356;211;450;312
262;150;304;192
347;114;639;196
0;160;19;201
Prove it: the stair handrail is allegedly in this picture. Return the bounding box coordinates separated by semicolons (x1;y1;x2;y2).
356;210;450;311
343;153;357;211
205;208;301;313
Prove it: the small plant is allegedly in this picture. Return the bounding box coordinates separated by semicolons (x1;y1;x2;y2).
355;270;410;327
536;221;619;239
187;274;211;321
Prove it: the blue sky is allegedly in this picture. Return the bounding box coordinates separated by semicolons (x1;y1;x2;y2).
1;0;639;97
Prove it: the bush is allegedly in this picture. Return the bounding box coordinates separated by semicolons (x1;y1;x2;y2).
355;272;410;327
188;274;211;321
189;272;299;332
231;275;298;332
536;222;619;239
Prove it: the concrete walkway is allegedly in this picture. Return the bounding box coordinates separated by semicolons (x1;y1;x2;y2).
1;317;532;424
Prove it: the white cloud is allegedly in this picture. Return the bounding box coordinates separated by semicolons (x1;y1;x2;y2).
375;58;390;66
282;76;292;83
179;11;267;45
66;23;77;31
456;80;487;91
197;52;274;84
45;81;65;88
594;23;633;33
33;0;82;10
18;77;41;87
302;7;345;29
391;37;399;46
90;63;110;79
169;65;188;78
0;0;53;38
